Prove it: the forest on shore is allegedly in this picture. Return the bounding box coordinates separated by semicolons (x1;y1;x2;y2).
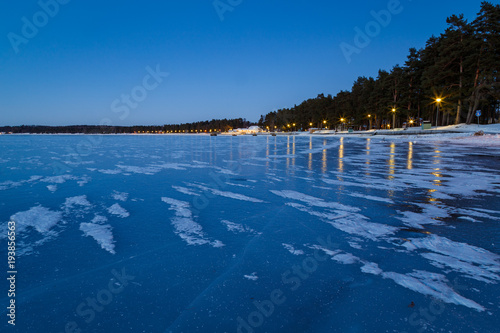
258;1;500;131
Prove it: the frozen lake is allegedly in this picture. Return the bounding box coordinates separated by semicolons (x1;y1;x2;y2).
1;134;499;333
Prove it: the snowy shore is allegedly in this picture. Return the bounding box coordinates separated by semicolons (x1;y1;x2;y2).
2;124;500;146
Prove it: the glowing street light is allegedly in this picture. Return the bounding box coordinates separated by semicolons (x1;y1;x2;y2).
367;114;372;130
392;108;396;130
435;98;443;127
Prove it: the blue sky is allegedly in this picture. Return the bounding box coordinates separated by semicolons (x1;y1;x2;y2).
0;0;496;126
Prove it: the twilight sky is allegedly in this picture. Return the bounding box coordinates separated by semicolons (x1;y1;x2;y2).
0;0;495;126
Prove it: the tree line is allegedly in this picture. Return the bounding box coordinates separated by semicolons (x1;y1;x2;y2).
258;2;500;131
0;118;252;134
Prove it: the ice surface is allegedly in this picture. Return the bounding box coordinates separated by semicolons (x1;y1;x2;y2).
2;134;499;333
80;223;116;254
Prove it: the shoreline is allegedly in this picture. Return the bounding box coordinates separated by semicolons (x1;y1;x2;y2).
1;124;500;145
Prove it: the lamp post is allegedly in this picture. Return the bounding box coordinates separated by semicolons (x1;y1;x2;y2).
392;108;396;130
435;98;442;127
368;114;372;131
340;118;345;131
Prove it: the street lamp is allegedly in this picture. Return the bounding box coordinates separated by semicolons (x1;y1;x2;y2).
392;108;396;130
340;118;345;131
368;114;372;130
435;98;442;127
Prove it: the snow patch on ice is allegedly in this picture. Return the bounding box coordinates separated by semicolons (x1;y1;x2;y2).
382;270;485;312
161;197;223;247
107;203;130;218
360;262;383;275
80;223;115;254
172;185;200;196
62;195;92;217
112;191;129;202
347;193;394;204
47;185;57;192
271;190;359;212
282;243;304;255
190;183;265;203
244;272;258;281
11;205;62;234
221;220;260;234
41;175;75;184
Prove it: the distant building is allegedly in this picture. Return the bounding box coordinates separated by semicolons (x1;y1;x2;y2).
230;126;264;134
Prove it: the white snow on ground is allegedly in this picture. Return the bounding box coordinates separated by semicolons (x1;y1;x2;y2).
10;205;62;234
244;272;259;281
308;124;500;146
161;197;223;247
282;243;304;255
107;203;130;218
112;191;129;202
80;223;115;254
